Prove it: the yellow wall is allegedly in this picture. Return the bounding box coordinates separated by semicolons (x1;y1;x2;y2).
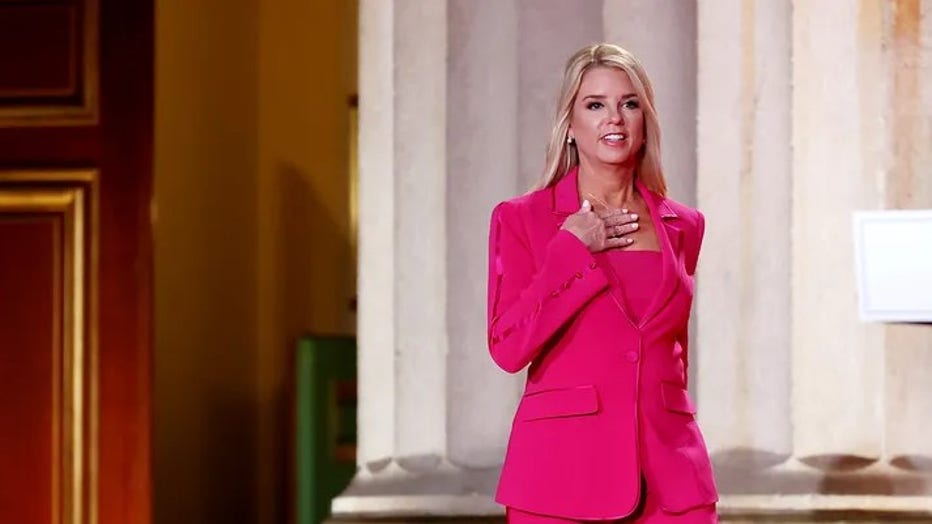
154;0;357;521
256;0;358;521
154;0;260;521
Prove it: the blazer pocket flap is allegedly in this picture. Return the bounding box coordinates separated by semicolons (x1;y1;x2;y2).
520;385;599;421
661;381;696;415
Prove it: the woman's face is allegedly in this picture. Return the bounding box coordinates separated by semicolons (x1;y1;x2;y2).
568;66;645;170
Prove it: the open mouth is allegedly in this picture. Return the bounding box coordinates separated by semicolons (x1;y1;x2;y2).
601;133;628;144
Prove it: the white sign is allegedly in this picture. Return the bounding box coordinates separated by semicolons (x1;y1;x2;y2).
853;210;932;323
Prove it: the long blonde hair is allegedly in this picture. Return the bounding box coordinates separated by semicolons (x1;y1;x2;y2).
536;43;667;196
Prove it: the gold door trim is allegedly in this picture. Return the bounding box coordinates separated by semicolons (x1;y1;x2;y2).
0;169;99;524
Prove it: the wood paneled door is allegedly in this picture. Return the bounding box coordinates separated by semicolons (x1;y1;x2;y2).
0;0;153;523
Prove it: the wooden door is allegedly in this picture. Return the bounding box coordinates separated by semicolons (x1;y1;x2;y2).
0;0;153;522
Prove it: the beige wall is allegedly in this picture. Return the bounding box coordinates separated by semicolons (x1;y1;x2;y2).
154;0;357;522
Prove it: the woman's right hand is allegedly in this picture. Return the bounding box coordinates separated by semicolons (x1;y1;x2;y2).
561;200;640;252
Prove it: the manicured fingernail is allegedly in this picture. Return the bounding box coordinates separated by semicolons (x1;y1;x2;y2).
627;238;633;244
631;213;638;220
631;223;639;230
582;199;591;210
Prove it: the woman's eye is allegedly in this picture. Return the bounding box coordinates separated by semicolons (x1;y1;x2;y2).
586;102;603;110
624;100;640;109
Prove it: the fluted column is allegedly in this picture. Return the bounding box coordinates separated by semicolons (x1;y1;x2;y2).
696;0;794;483
340;0;480;515
697;0;932;516
790;0;886;463
333;0;605;517
446;0;522;471
882;0;932;473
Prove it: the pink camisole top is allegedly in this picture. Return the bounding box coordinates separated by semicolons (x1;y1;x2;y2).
602;249;662;324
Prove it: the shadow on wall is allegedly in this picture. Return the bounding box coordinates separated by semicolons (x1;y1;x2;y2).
279;161;354;336
265;162;354;523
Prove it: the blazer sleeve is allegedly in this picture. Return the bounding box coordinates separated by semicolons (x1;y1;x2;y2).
679;209;706;386
486;201;610;373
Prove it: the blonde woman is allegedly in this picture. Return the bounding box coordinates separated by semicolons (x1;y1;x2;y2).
486;43;718;523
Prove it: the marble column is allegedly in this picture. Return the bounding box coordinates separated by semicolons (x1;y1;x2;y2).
697;0;932;516
881;0;932;476
333;0;604;517
790;0;885;463
696;0;794;483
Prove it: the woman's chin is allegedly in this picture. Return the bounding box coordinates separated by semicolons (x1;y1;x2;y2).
593;154;636;168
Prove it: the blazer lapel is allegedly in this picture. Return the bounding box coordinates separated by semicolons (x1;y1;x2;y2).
635;180;681;328
658;199;683;256
548;167;583;244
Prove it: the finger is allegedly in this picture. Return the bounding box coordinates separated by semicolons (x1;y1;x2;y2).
596;207;630;218
604;215;639;229
605;222;639;237
605;236;635;249
602;212;640;227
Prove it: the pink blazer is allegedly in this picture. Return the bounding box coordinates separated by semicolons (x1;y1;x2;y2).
487;168;718;519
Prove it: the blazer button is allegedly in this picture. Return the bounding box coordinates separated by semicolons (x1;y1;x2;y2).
625;350;639;363
589;261;598;269
550;290;560;297
575;271;583;279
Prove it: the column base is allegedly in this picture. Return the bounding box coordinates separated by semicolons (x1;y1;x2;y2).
329;460;932;523
330;460;503;519
720;494;932;522
330;498;931;524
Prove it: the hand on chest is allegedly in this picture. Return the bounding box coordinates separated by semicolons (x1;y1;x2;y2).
610;205;659;252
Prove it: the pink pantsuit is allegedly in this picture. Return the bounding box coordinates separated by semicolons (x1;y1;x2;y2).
486;168;718;521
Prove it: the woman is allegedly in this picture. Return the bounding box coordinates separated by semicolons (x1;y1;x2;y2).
486;44;719;523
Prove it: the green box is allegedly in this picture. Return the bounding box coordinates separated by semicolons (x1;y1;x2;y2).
294;335;357;524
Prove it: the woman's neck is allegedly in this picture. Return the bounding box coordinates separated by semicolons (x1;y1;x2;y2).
577;162;637;210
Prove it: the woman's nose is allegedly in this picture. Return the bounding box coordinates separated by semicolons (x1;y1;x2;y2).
608;106;624;123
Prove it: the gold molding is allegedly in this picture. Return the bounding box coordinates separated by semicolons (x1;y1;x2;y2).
0;0;100;128
0;169;99;524
0;170;97;184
